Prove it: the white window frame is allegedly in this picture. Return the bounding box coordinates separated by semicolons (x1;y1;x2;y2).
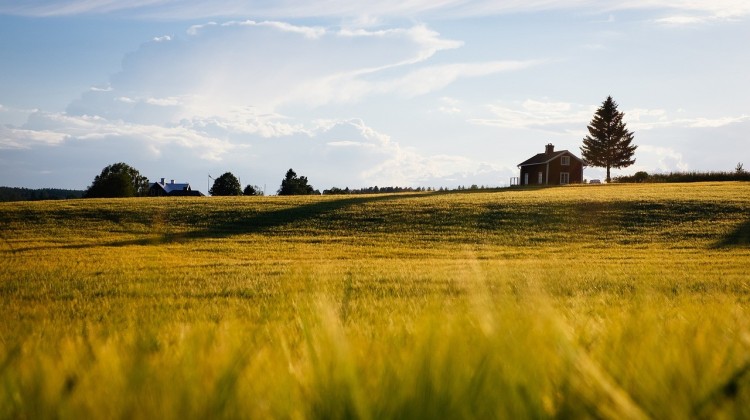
561;156;570;166
560;172;570;185
538;172;543;184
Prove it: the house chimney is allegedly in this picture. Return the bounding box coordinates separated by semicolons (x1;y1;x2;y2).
170;179;175;184
545;143;554;154
160;178;165;185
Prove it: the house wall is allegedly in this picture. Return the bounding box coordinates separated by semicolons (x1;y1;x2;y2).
148;184;168;196
519;152;584;185
520;164;548;185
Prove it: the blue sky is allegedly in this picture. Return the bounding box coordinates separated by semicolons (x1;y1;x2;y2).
1;1;749;192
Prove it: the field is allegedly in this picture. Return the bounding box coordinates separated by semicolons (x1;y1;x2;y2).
1;182;750;419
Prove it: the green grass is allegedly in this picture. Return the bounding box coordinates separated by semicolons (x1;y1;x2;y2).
1;182;750;418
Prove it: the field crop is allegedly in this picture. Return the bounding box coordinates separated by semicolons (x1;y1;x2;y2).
1;182;749;418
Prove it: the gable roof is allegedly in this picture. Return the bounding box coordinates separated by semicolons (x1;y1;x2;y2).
149;181;192;194
517;150;585;167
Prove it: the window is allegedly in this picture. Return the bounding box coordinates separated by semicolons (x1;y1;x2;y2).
560;172;570;185
561;156;570;166
538;172;543;184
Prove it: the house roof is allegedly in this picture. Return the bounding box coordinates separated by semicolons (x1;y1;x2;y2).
517;150;585;167
149;181;192;194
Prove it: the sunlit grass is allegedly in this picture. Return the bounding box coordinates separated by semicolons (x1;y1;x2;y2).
1;182;750;418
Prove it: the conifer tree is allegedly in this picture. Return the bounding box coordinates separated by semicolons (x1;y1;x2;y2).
581;96;637;182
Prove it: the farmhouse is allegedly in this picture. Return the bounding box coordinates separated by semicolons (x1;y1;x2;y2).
517;144;585;186
148;178;204;196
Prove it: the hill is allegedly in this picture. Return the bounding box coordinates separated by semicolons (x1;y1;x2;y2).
1;182;749;418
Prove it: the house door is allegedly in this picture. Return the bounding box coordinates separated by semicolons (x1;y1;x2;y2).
524;173;529;185
560;172;569;185
538;172;543;184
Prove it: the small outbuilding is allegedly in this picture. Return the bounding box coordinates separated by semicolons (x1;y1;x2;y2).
516;144;585;186
148;178;204;196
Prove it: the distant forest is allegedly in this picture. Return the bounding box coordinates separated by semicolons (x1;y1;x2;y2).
0;187;85;202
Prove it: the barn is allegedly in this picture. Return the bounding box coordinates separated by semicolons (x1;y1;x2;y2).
517;144;585;186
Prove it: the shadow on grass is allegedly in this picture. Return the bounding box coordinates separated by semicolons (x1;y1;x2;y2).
6;192;444;252
714;219;750;248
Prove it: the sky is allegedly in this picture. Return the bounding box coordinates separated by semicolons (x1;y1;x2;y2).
1;1;749;193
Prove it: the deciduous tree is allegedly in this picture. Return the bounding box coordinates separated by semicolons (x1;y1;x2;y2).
84;162;149;198
243;184;264;196
277;169;318;195
209;172;242;196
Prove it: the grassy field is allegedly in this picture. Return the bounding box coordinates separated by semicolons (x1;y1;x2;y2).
1;182;749;419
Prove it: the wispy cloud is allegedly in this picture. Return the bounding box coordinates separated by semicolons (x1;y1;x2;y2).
68;20;507;114
470;99;750;134
3;0;749;21
470;99;594;132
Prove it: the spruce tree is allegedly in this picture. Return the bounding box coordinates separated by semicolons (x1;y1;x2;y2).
581;96;637;182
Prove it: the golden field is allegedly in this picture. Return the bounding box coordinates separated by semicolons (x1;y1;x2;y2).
1;182;749;419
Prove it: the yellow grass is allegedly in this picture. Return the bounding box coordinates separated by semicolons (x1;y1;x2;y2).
1;182;749;418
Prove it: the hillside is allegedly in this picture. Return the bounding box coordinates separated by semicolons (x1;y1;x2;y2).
1;182;750;418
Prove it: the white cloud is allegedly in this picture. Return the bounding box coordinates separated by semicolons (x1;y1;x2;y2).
145;96;182;107
4;0;749;21
152;35;172;42
223;20;326;39
686;115;750;128
637;144;689;172
0;125;67;149
626;108;749;130
470;99;593;131
116;96;136;104
376;61;539;97
7;110;233;161
326;140;370;147
69;20;504;116
470;99;750;136
187;21;217;35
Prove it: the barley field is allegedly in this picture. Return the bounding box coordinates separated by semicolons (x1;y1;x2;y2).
1;182;749;419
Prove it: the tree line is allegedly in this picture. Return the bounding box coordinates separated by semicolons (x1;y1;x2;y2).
0;187;84;202
614;164;748;183
81;165;323;198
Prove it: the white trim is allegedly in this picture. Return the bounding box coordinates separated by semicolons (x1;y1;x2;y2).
561;156;570;166
517;151;586;167
560;172;570;185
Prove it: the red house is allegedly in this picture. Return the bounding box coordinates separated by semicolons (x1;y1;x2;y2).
517;144;585;186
